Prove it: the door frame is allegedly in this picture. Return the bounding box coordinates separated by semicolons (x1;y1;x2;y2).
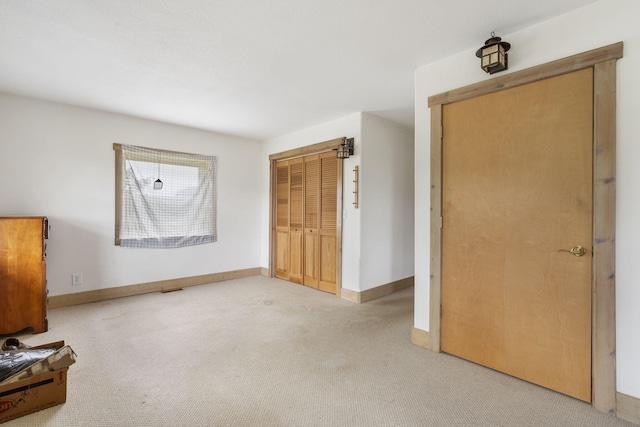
428;42;623;414
268;137;345;296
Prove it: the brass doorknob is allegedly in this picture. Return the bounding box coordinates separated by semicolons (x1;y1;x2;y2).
561;246;587;257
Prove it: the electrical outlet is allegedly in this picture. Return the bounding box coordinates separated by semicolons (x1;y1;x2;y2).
71;273;83;286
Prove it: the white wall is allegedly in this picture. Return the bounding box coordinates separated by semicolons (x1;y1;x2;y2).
414;0;640;399
0;93;263;297
260;113;362;291
360;113;414;290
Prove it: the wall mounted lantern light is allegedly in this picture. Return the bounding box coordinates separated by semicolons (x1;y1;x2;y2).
336;138;355;159
475;32;511;74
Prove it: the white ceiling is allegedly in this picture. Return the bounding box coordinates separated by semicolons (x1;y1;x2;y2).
0;0;599;141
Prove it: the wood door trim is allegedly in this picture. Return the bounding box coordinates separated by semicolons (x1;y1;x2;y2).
429;43;622;415
269;137;346;161
48;267;263;308
592;58;617;414
268;138;345;296
428;42;623;107
428;104;443;353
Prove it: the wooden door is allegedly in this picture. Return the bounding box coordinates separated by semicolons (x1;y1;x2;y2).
289;159;304;284
275;151;339;294
275;161;290;280
318;153;338;293
275;159;304;284
304;155;320;288
441;69;593;402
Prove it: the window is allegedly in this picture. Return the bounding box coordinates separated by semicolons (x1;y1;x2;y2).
114;144;217;248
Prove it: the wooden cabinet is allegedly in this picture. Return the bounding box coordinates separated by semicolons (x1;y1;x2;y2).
0;216;48;334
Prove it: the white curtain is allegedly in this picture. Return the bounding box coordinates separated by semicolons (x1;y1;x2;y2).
119;145;217;248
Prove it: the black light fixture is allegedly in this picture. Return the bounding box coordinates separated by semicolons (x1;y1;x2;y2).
336;138;354;159
475;32;511;74
153;161;163;190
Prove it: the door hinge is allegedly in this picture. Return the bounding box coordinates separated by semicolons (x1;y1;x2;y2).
440;217;443;229
440;126;444;140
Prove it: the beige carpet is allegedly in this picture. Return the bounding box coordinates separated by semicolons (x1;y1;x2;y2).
4;276;635;426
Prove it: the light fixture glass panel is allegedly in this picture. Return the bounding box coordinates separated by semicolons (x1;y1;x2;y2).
337;144;349;159
485;44;498;55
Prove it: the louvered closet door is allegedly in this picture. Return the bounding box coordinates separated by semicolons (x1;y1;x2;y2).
318;152;338;294
275;151;339;294
304;155;320;288
275;161;290;280
288;158;304;284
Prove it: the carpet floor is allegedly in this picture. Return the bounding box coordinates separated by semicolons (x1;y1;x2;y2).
3;276;636;426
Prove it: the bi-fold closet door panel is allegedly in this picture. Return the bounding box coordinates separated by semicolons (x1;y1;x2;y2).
275;161;290;280
275;152;337;294
318;154;338;294
289;159;304;284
